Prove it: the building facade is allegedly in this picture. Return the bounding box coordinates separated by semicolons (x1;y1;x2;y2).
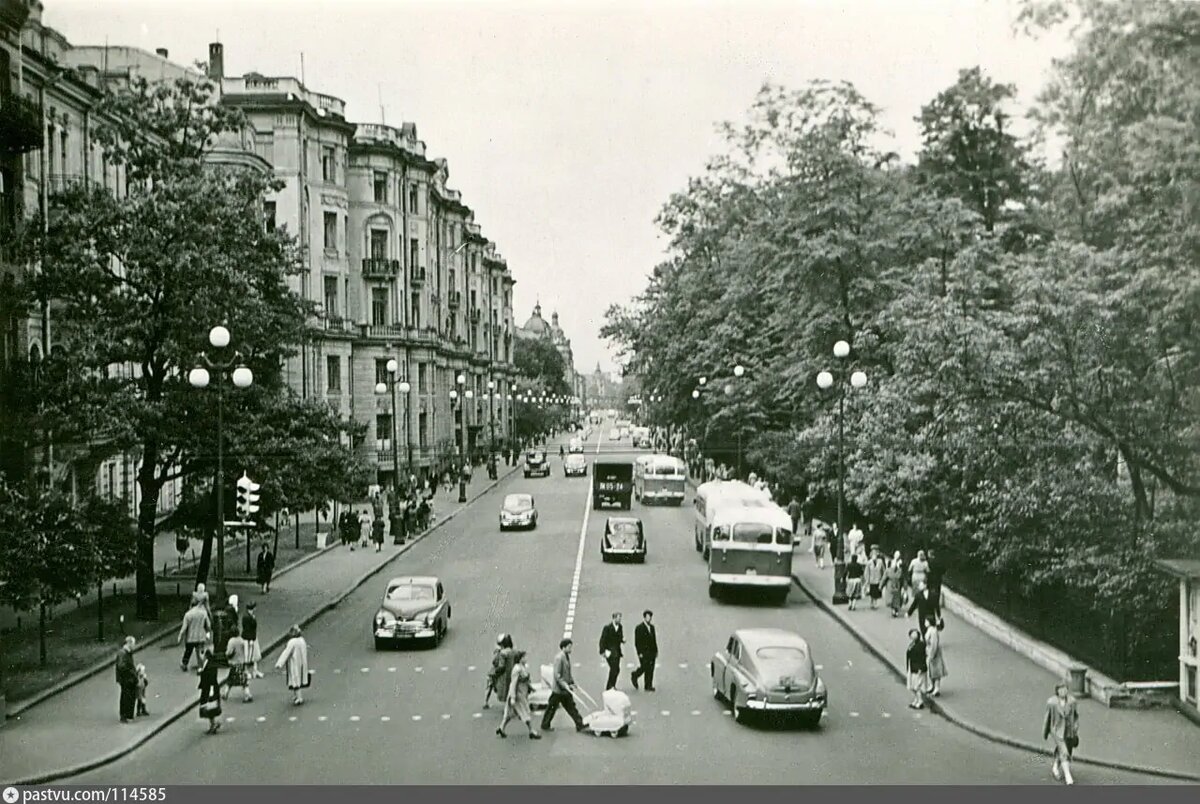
515;302;581;398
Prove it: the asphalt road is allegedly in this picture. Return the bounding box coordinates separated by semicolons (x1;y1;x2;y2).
73;428;1176;785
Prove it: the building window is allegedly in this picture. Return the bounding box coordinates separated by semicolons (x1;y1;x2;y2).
409;238;419;270
323;276;339;318
411;293;421;329
255;131;274;164
326;355;341;392
408;183;419;215
371;288;388;326
323;211;337;250
373;171;388;203
375;358;390;386
417;363;428;393
376;414;392;451
370;229;388;259
263;200;276;232
321;146;336;182
418;412;428;448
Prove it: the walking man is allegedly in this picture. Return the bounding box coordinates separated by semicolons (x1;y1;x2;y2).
786;497;802;538
630;610;658;691
865;546;886;610
177;597;210;671
907;582;940;632
1043;681;1080;785
598;611;625;691
925;548;945;610
115;635;138;723
540;638;586;733
256;544;275;594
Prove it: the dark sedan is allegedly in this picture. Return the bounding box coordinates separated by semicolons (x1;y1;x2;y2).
600;516;646;563
373;576;451;649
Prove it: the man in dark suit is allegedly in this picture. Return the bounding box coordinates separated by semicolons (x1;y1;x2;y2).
908;583;940;632
925;549;945;612
598;611;625;690
630;610;658;691
115;635;138;723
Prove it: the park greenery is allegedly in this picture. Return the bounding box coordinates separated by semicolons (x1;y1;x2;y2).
602;0;1200;679
512;335;575;442
11;73;368;620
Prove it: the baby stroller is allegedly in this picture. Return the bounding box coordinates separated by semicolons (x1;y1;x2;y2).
575;687;632;738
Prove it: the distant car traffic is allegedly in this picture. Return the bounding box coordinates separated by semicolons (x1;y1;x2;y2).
499;493;539;530
608;428;622;440
564;454;588;477
711;628;826;726
524;450;550;478
373;576;451;649
568;437;584;453
601;516;646;562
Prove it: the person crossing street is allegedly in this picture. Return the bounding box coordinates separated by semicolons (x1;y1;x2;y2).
599;612;625;690
630;610;658;691
540;639;586;733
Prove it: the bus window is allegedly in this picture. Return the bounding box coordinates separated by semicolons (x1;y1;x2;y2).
730;523;774;544
711;525;728;542
776;528;793;546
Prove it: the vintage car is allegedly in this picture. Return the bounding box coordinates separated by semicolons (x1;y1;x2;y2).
373;576;451;649
568;437;585;454
524;450;550;478
608;428;622;441
710;628;826;726
601;516;646;562
564;454;588;477
499;493;538;530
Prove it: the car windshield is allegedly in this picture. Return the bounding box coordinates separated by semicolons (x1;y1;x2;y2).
567;456;584;465
527;453;543;462
754;646;814;685
505;495;533;510
386;584;435;602
608;521;641;546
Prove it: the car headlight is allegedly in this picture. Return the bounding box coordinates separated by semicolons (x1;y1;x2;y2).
815;677;826;694
376;611;395;628
424;614;433;626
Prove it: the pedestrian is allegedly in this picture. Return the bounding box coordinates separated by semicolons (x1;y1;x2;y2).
905;629;928;709
134;662;150;716
256;544;275;594
198;648;223;734
865;547;886;610
358;508;371;549
812;524;827;569
907;582;940;632
540;638;586;733
925;619;947;697
177;596;211;672
242;601;264;679
786;497;802;537
1043;681;1080;785
883;552;905;617
497;650;542;740
598;611;625;691
845;553;865;610
223;626;253;702
275;624;310;705
115;635;138;723
484;634;515;710
908;549;930;593
926;548;945;608
372;515;385;552
846;522;865;558
630;610;658;691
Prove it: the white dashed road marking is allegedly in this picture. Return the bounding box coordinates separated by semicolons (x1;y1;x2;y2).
472;713;483;719
412;715;422;721
333;669;342;674
381;716;391;722
849;712;860;718
415;667;423;673
815;664;823;670
882;712;891;719
226;717;236;723
350;716;361;722
440;666;449;671
441;714;451;720
288;716;297;722
256;716;266;722
691;710;701;716
468;665;476;672
661;710;670;716
388;667;396;673
318;716;328;722
678;663;688;669
563;470;593;641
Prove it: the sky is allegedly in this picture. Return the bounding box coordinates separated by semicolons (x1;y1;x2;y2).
46;0;1072;376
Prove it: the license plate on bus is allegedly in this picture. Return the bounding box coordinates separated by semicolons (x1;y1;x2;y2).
745;568;757;575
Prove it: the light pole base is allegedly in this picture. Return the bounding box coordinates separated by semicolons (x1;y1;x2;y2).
458;480;468;503
832;560;849;605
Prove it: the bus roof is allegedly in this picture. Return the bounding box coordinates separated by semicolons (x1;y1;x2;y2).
711;503;792;530
696;480;769;504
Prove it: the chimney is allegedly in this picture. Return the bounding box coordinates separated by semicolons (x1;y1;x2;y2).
155;48;169;59
208;42;224;80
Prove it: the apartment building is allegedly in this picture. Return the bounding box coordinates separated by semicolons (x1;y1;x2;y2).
215;45;517;486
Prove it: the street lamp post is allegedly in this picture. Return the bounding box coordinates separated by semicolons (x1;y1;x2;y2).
454;373;468;502
487;379;496;460
188;325;253;605
375;358;412;543
816;339;868;605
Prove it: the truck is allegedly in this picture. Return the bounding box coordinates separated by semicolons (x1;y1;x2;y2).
592;461;634;510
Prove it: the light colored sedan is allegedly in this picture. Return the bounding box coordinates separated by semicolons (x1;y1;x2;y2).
564;454;588;477
499;493;538;530
373;576;451;649
711;628;826;726
609;428;622;440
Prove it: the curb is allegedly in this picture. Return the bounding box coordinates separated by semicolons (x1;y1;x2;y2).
3;466;519;786
790;572;1200;784
5;532;345;719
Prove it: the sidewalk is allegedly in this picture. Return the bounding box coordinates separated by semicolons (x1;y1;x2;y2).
0;463;522;786
790;544;1200;781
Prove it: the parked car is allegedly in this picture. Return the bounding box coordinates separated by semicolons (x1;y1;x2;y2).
499;493;538;530
568;437;584;454
601;516;646;562
373;576;451;649
524;450;550;478
710;628;826;727
564;454;588;477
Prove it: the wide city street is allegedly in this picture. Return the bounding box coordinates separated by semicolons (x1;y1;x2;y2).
70;430;1171;785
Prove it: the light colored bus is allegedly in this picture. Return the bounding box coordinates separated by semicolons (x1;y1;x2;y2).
708;503;794;604
692;480;771;557
633;454;686;505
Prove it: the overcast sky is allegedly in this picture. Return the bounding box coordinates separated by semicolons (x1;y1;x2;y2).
47;0;1070;376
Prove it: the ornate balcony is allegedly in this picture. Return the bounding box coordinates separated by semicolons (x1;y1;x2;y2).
364;324;405;339
362;258;400;278
0;95;43;155
448;291;462;309
410;266;426;286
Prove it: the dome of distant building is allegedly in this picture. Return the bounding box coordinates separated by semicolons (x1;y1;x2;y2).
522;302;550;336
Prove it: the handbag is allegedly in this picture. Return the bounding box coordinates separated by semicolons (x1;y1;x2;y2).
199;699;221;718
1065;735;1079;750
300;671;313;689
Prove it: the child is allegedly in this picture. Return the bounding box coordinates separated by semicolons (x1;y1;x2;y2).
135;663;150;716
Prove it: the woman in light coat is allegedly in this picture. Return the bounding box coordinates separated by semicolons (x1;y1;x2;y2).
924;620;947;696
224;627;253;702
883;554;905;616
275;625;310;705
496;650;540;739
1043;682;1080;785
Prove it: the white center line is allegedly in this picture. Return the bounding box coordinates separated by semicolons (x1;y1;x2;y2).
691;710;701;716
387;667;396;673
440;667;449;671
318;716;328;722
350;716;361;722
678;663;688;669
361;667;370;673
333;669;342;674
881;713;891;719
415;667;423;673
472;712;483;719
661;710;670;716
849;712;860;718
441;714;451;720
256;716;266;722
563;456;594;642
381;716;391;722
412;715;422;721
467;665;476;672
288;716;298;722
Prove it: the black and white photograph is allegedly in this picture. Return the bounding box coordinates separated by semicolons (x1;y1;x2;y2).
0;0;1198;788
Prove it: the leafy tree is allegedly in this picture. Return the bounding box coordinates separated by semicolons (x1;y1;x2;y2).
18;74;367;619
512;336;572;397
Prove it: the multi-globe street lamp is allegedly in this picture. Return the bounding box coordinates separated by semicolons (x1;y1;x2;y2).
375;358;411;544
816;339;868;605
187;325;253;604
451;373;469;502
487;379;496;459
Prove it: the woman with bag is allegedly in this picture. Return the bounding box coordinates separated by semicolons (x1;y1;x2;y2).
905;628;928;710
496;650;541;739
484;634;515;709
224;627;253;702
883;553;905;616
197;649;223;734
925;619;947;697
275;625;310;705
1043;682;1080;785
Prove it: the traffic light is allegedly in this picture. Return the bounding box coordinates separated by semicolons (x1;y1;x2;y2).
235;472;260;522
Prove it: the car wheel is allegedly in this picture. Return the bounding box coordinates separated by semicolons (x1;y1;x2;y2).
374;637;387;651
712;669;723;700
702;547;710;560
436;623;446;646
731;687;747;723
799;710;822;729
708;582;718;599
637;554;646;564
601;552;609;562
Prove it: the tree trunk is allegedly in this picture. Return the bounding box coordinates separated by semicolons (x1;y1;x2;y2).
38;600;47;666
134;439;162;621
195;525;213;588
